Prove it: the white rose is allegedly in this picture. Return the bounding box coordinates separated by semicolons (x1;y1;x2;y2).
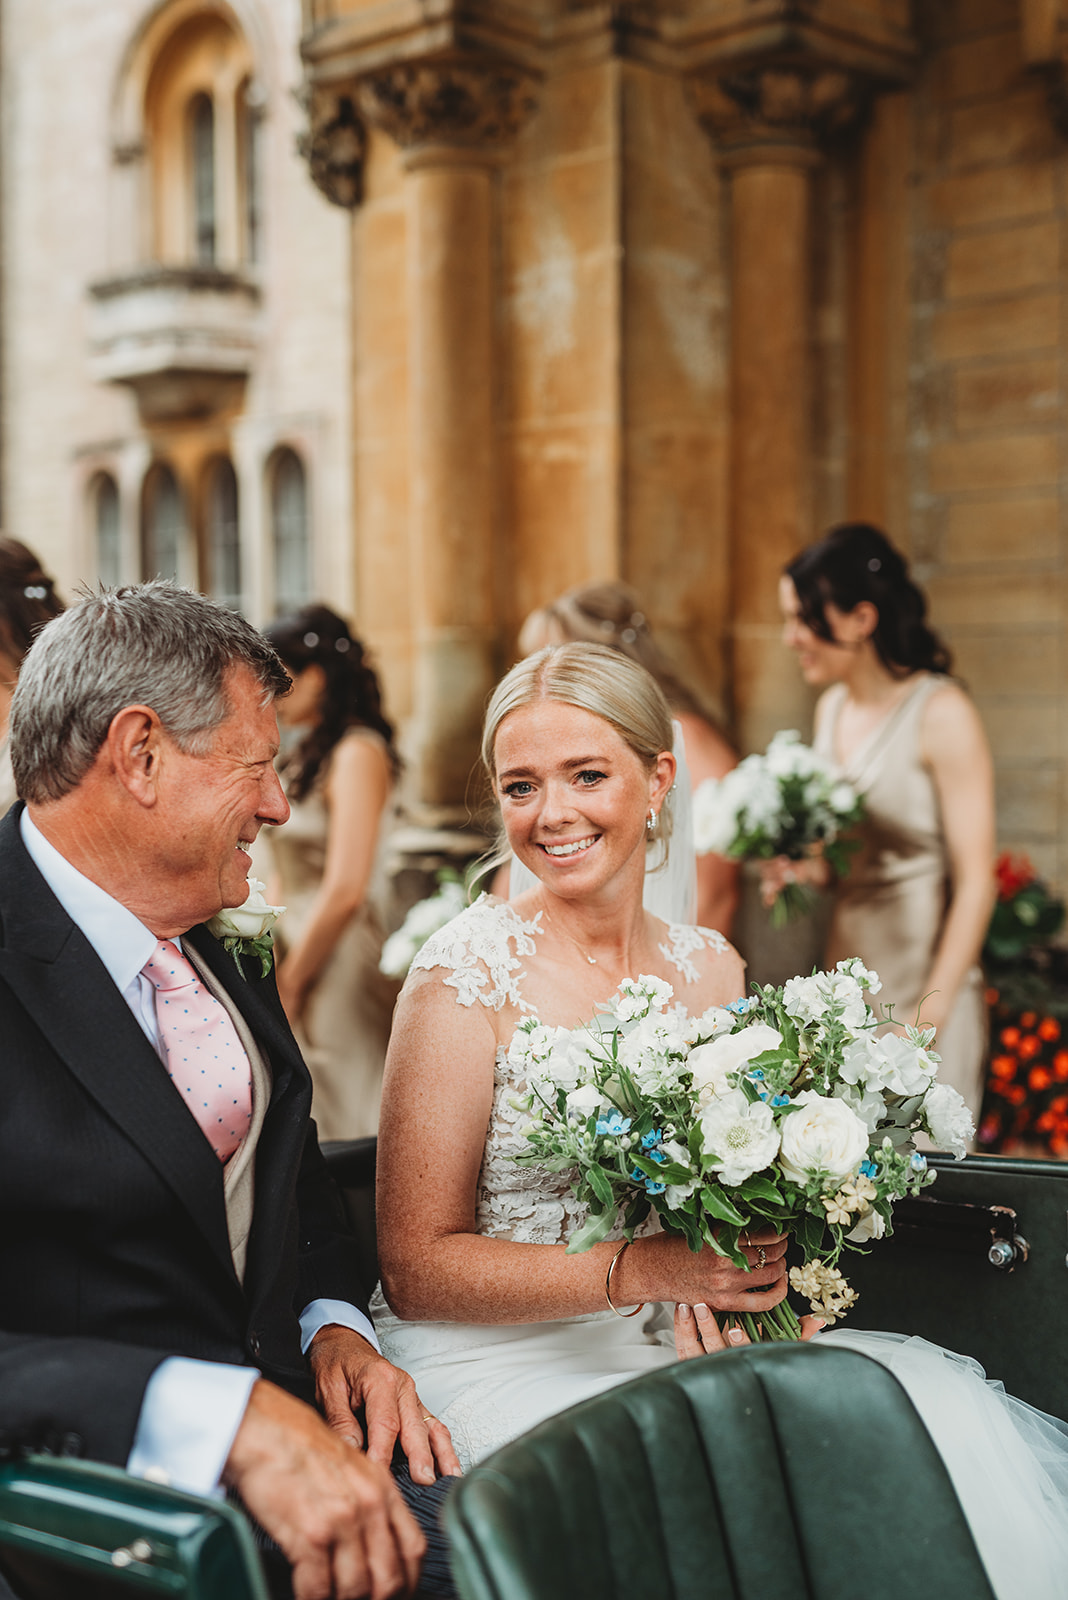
208;878;284;940
778;1090;870;1186
922;1081;974;1160
846;1208;886;1243
565;1083;604;1119
699;1090;781;1186
687;1023;783;1103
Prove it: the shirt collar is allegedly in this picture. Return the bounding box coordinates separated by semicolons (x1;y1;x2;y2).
20;809;163;992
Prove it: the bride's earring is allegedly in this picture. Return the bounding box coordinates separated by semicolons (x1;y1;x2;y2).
646;810;657;834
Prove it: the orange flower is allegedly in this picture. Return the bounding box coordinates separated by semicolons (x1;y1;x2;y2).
991;1055;1017;1080
1008;1085;1027;1105
1029;1067;1052;1092
1000;1027;1021;1050
1054;1051;1068;1080
1053;1136;1068;1159
1018;1035;1042;1061
1020;1012;1038;1031
1036;1111;1055;1132
984;988;1000;1007
1039;1017;1061;1042
1053;1096;1068;1114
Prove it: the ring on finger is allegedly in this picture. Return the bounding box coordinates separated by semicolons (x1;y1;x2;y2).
757;1246;767;1268
421;1414;435;1425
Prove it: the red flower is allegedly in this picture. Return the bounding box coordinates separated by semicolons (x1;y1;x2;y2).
995;852;1036;901
991;1054;1017;1080
1008;1085;1027;1105
1000;1026;1021;1050
1029;1067;1052;1091
1054;1051;1068;1080
1038;1017;1061;1042
1018;1035;1042;1061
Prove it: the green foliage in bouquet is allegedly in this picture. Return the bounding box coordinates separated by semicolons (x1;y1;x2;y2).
512;964;973;1341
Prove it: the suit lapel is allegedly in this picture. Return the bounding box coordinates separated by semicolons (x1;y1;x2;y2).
0;810;237;1284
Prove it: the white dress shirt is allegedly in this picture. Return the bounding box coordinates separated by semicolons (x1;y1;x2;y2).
20;810;377;1494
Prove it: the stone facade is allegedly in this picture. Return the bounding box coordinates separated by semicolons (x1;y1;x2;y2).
1;0;354;622
4;0;1068;885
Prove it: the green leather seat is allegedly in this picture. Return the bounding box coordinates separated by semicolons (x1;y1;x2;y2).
444;1342;994;1600
0;1455;269;1600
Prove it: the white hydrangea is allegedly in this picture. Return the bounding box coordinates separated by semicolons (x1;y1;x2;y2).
699;1091;782;1186
922;1081;975;1160
840;1030;938;1098
782;969;870;1037
612;974;674;1022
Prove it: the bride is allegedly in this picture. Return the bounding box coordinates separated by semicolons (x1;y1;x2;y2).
374;643;1068;1597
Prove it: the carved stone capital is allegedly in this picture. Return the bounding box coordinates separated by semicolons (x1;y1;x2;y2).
299;89;367;209
356;61;538;158
691;65;869;166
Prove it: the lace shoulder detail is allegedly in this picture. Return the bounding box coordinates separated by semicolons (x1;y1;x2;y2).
659;922;730;985
409;894;541;1012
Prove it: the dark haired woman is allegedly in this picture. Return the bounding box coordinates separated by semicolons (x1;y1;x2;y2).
768;523;994;1117
518;580;739;933
0;538;64;813
262;605;400;1139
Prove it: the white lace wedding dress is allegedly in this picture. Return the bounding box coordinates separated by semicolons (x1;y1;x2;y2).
372;897;1068;1598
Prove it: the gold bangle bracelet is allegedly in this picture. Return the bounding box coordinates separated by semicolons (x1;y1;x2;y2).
605;1241;645;1318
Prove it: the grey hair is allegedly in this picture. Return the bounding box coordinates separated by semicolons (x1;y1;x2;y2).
11;581;291;803
481;642;676;854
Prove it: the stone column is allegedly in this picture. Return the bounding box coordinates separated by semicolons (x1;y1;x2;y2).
694;68;864;755
357;64;537;819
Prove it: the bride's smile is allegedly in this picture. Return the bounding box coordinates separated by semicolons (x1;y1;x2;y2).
492;699;674;897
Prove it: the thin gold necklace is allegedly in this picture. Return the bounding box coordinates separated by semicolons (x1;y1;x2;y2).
541;906;598;965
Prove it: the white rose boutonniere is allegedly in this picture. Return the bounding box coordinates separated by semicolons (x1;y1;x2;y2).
206;878;285;979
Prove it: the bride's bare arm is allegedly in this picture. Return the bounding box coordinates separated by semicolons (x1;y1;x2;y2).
377;969;787;1325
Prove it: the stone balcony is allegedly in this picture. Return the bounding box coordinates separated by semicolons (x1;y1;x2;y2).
87;265;261;421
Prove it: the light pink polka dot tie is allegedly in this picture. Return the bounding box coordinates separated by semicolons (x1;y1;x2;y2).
142;939;253;1162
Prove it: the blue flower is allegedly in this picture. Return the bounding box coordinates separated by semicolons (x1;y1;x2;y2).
771;1094;791;1108
645;1179;666;1196
750;1069;766;1080
727;997;751;1015
860;1159;879;1179
597;1111;631;1137
641;1128;663;1150
630;1167;645;1182
910;1152;928;1173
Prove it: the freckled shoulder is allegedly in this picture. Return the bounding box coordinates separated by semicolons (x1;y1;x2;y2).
408;893;542;1012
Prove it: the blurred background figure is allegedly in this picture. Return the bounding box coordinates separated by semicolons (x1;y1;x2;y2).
261;604;400;1139
771;523;995;1118
0;538;64;812
516;581;739;934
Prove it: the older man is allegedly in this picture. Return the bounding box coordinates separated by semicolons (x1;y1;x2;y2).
0;584;458;1600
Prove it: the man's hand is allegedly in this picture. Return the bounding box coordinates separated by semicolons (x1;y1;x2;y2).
308;1325;462;1486
223;1379;424;1600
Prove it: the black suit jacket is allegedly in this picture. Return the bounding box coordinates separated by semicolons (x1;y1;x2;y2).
0;804;369;1467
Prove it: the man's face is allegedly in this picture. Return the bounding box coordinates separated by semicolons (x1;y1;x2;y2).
150;665;289;931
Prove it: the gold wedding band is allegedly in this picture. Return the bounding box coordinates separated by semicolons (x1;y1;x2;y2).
422;1415;434;1424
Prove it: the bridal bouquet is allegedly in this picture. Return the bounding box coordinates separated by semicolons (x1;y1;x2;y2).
692;730;864;925
379;870;468;979
513;961;974;1340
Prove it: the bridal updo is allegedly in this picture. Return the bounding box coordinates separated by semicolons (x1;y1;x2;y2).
482;641;676;852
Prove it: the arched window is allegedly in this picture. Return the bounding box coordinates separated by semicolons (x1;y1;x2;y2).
271;448;311;613
190;92;216;264
140;14;256;269
91;472;121;586
205;456;241;610
141;463;185;581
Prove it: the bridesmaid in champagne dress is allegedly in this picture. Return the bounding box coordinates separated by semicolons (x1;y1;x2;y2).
260;606;400;1139
770;524;994;1118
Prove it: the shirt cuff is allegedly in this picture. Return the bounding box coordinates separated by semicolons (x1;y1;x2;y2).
126;1358;259;1498
299;1299;381;1356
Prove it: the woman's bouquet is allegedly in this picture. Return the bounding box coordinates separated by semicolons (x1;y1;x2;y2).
692;730;864;925
379;870;468;979
513;961;974;1340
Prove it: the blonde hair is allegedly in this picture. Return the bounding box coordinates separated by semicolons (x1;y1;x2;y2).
482;642;675;853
